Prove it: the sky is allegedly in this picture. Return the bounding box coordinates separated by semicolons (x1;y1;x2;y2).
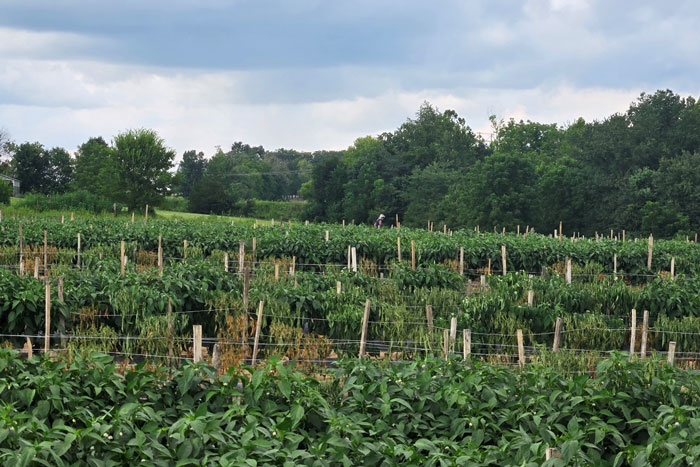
0;0;699;159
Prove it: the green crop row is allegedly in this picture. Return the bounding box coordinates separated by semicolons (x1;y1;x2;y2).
0;350;698;465
0;218;699;276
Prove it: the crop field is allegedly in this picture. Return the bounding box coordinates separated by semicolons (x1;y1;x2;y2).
1;215;700;464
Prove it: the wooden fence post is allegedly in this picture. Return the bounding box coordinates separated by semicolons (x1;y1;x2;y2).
443;329;449;360
224;252;229;272
183;240;188;260
552;317;562;352
501;245;507;276
397;237;401;263
193;325;202;363
647;234;653;270
291;256;296;276
640;310;649;358
34;257;39;279
347;245;351;269
613;254;617;280
459;247;464;275
158;235;163;276
559;221;563;241
43;230;48;277
565;257;572;284
517;329;525;367
527;290;534;307
359;300;371;357
670;257;675;280
145;204;149;224
120;241;125;276
480;275;486;287
274;263;279;281
463;329;471;359
325;230;329;242
629;309;637;359
411;240;416;271
336;281;341;295
251;301;264;366
57;277;64;301
426;305;433;331
667;341;676;366
239;240;245;271
44;282;50;354
450;317;457;352
351;247;357;272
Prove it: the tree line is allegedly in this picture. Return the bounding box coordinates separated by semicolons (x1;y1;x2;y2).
1;89;699;237
304;89;700;237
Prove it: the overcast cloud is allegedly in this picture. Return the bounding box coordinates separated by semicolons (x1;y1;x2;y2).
0;0;699;157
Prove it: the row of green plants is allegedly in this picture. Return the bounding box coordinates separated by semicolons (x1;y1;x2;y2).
3;255;700;358
0;218;698;275
0;350;698;465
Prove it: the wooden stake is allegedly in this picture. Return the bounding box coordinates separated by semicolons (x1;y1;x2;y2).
336;281;341;295
480;275;486;287
546;448;562;460
43;230;47;277
57;277;64;301
131;212;134;223
239;240;245;271
71;212;74;221
517;329;525;366
463;329;471;359
667;341;676;366
622;230;625;242
559;221;563;241
613;253;617;279
183;240;188;260
565;257;572;284
443;329;449;360
243;267;250;310
144;204;149;224
411;240;416;271
670;257;675;280
359;300;370;357
193;325;202;363
640;309;649;358
158;235;163;275
34;257;39;279
44;282;50;354
325;230;329;242
449;317;457;352
274;263;279;281
23;337;32;359
552;317;562;352
487;259;491;275
397;237;401;263
223;252;229;272
426;305;433;331
647;234;653;270
501;245;507;275
120;241;125;276
251;301;265;366
291;256;296;275
351;247;357;272
252;237;256;261
18;221;23;264
77;233;81;268
629;309;637;359
527;290;534;307
459;247;464;275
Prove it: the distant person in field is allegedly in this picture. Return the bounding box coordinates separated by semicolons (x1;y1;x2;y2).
374;214;385;228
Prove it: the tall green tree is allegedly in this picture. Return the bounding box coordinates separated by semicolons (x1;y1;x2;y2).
13;142;49;193
74;137;112;194
109;129;175;210
176;150;207;197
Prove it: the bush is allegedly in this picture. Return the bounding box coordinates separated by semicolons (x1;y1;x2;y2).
0;182;11;204
16;190;121;213
158;196;189;212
